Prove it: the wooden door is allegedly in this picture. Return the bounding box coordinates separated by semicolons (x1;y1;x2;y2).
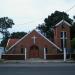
29;45;39;58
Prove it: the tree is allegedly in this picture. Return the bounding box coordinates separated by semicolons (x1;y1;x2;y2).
1;32;27;48
0;32;10;47
0;16;14;40
38;11;73;39
73;16;75;19
0;17;14;30
70;16;75;39
0;17;14;53
71;38;75;53
71;38;75;49
10;32;27;39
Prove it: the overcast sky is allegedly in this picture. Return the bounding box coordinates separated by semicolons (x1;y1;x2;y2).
0;0;75;34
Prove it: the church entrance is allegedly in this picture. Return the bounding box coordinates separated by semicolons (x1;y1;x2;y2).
29;45;39;58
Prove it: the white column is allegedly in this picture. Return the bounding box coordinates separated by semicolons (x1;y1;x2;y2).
25;48;26;60
64;48;66;61
63;32;66;61
44;48;46;59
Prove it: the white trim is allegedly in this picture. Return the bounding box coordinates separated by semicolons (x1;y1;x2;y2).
6;39;10;47
60;31;67;39
60;37;67;39
64;48;66;61
7;29;62;52
55;20;71;27
63;31;65;49
44;48;46;59
7;30;33;51
25;48;26;60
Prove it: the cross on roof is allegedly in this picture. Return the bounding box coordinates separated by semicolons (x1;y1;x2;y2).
31;35;37;44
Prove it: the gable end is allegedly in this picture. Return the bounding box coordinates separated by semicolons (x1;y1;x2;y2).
55;20;71;27
7;29;62;52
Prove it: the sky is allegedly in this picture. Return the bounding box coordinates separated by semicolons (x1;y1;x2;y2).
0;0;75;35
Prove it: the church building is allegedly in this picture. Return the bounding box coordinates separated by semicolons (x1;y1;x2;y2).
2;20;71;60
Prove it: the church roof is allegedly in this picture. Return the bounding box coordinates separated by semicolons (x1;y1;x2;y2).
7;29;62;51
55;20;71;27
6;39;19;48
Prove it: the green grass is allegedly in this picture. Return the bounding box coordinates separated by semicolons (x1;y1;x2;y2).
0;59;4;63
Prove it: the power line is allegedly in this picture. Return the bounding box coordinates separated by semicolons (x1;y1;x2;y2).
62;4;75;20
65;4;75;12
14;4;75;26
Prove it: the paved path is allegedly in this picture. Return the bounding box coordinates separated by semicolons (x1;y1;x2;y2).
3;59;75;63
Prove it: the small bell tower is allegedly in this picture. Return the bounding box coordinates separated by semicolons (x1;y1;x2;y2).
54;20;71;52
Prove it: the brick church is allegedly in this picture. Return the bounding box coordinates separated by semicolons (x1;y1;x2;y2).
2;20;71;60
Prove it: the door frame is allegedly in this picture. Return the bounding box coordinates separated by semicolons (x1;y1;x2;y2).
29;45;39;58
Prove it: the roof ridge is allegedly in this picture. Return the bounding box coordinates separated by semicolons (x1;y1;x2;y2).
55;20;71;27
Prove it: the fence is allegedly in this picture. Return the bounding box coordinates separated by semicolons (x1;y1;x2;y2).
1;54;75;60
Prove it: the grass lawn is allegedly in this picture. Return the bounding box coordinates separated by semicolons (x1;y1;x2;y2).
0;59;4;63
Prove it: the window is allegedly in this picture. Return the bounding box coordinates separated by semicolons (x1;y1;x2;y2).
45;48;48;54
61;37;67;49
60;32;67;38
64;32;67;38
61;39;63;49
61;32;63;38
21;48;24;54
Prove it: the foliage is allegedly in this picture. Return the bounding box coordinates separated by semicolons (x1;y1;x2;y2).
71;38;75;49
0;32;27;47
73;16;75;19
71;22;75;39
0;17;14;52
0;59;4;63
38;11;73;39
0;32;10;47
70;16;75;39
10;32;27;39
0;17;14;29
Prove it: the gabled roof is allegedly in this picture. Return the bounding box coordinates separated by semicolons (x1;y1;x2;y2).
55;20;71;27
6;39;19;48
7;29;62;51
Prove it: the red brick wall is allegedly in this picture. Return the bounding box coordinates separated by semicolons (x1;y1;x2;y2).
7;30;58;59
54;24;71;49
